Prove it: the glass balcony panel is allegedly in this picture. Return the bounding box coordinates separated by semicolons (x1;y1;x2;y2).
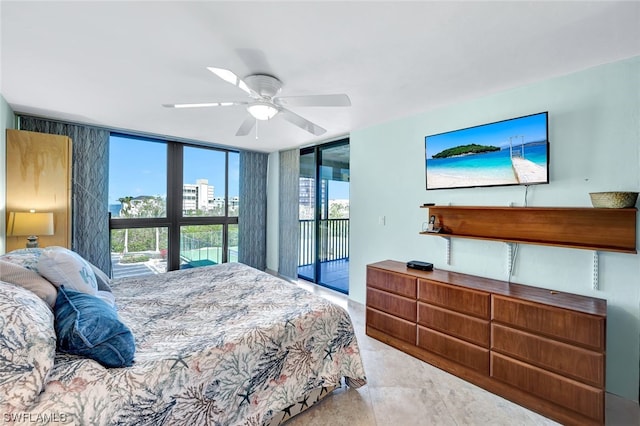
180;225;223;269
228;224;238;262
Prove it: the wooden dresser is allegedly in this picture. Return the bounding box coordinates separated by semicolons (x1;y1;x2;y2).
366;260;606;426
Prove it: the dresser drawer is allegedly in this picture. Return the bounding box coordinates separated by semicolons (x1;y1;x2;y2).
418;302;489;347
366;307;416;344
367;287;417;322
367;267;416;298
492;323;604;387
491;352;604;422
492;295;605;351
418;279;490;319
417;326;489;374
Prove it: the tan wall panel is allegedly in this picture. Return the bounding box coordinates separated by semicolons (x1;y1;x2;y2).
5;129;71;251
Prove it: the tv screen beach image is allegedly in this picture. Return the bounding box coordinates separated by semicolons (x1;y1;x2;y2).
425;112;548;190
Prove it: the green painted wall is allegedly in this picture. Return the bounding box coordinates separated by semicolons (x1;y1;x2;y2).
0;94;16;254
349;57;640;400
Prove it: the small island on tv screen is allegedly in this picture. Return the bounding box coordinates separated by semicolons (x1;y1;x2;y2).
425;112;549;190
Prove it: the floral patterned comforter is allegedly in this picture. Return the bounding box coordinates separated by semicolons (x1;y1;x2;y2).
26;263;366;425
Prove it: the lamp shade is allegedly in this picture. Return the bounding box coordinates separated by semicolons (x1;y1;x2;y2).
7;211;54;236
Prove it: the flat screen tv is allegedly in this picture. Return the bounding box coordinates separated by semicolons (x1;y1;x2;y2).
425;112;549;190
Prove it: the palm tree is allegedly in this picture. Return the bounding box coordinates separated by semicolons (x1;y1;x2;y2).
117;196;133;254
136;196;166;254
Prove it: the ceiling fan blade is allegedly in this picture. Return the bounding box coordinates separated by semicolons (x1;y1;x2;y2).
274;94;351;107
207;67;254;96
163;101;246;108
236;115;256;136
279;108;327;136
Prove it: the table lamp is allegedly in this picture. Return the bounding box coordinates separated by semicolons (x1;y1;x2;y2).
7;211;54;248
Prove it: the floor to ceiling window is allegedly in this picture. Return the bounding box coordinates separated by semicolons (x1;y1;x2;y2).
298;139;350;294
109;134;239;279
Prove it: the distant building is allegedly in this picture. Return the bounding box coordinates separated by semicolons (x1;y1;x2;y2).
212;196;239;214
183;179;215;213
213;197;225;211
299;177;333;219
114;179;236;217
229;196;239;210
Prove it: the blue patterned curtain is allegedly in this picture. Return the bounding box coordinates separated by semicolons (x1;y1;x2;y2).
238;151;268;270
18;116;111;275
278;149;300;279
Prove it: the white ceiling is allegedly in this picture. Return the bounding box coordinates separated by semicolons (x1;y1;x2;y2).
2;1;639;153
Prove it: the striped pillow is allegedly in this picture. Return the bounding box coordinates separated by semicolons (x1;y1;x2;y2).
0;259;57;308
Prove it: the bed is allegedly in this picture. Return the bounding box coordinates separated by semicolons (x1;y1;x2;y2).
0;250;367;425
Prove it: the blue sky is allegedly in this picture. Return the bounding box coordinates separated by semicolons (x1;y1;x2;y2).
425;112;547;159
109;135;349;203
329;180;349;200
109;135;239;204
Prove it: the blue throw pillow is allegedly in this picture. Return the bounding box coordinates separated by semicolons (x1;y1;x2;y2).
54;286;135;368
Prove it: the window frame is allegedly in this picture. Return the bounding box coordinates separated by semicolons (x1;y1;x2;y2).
109;134;239;273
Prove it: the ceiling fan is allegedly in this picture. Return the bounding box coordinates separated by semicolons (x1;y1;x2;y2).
163;67;351;136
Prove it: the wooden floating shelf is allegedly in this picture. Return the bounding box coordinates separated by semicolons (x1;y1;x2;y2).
420;206;637;254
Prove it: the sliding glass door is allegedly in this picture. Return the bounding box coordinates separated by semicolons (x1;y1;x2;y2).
298;139;350;294
298;149;317;282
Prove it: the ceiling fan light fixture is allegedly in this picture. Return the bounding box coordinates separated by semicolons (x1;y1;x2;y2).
247;101;278;120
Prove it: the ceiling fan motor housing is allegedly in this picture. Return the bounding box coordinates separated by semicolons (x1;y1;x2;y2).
244;74;282;99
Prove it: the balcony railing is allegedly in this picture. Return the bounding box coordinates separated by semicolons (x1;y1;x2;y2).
299;219;349;266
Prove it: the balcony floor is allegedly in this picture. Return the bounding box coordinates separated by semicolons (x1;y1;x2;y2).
298;258;349;294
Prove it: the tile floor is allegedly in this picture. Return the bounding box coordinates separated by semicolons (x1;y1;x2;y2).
290;281;640;426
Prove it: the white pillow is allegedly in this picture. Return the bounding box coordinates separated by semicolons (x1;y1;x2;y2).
37;246;98;295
